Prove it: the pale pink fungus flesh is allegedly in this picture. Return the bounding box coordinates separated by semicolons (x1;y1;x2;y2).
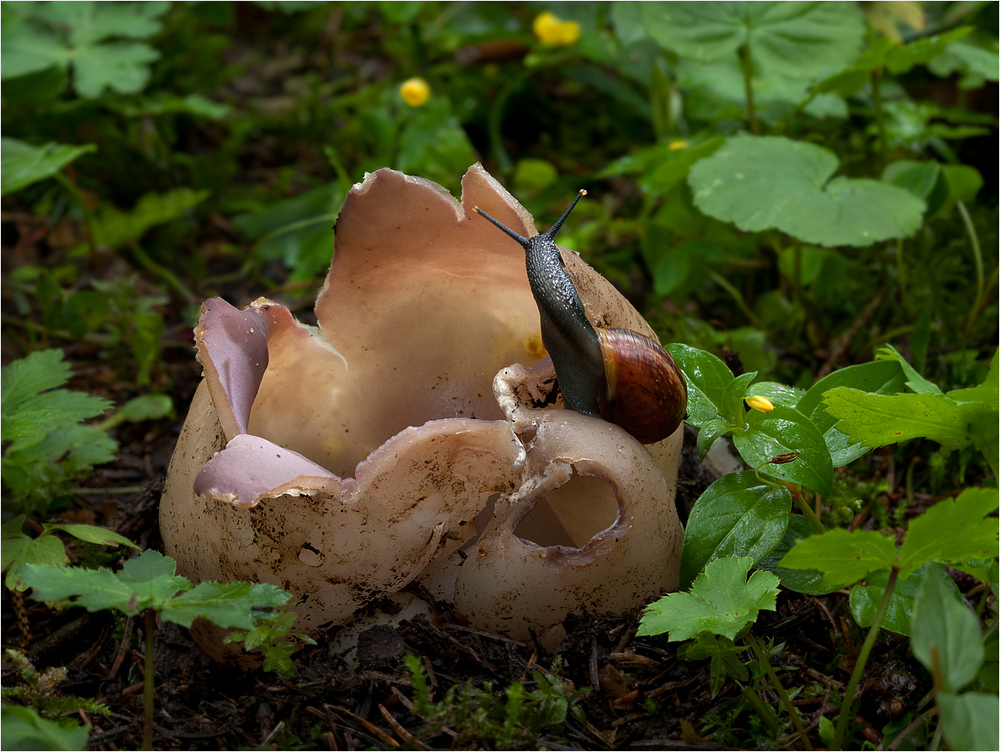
160;164;684;650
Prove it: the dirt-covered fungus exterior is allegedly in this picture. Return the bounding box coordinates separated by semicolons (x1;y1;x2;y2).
160;164;684;649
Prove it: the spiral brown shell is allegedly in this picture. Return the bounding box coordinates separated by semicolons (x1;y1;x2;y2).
596;329;688;445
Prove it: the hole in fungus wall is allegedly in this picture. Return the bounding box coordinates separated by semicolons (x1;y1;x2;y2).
513;470;620;549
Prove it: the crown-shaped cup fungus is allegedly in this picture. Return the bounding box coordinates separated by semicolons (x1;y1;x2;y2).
159;165;684;654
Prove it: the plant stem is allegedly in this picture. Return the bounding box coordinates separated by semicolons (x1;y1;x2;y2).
957;201;985;337
791;488;826;534
143;609;155;751
871;70;887;174
706;269;766;331
741;684;782;737
739;45;758;135
745;633;813;750
832;566;900;750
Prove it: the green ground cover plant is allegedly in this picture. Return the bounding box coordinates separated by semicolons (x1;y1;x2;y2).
2;1;996;749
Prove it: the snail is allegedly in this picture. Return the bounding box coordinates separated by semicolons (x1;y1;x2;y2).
474;190;687;445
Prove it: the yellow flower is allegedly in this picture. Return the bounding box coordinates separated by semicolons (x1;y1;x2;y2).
746;394;775;413
668;140;689;151
400;78;431;107
533;11;581;47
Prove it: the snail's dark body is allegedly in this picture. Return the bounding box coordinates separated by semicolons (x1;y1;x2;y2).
475;192;687;445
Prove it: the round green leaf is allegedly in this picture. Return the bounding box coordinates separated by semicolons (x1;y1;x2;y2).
641;2;864;78
733;405;834;495
680;471;791;588
688;135;926;247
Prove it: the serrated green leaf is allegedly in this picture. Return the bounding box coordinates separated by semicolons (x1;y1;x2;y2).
896;488;999;577
665;343;734;426
688;135;926;247
822;388;987;453
116;550;189;609
641;2;864;78
639;557;779;641
2;423;118;512
1;138;96;196
49;524;139;550
163;581;292;630
1;349;113;442
680;471;791;588
798;359;906;466
911;572;984;693
779;528;897;589
20;563;135;612
937;692;1000;752
734;405;834;494
849;563;958;636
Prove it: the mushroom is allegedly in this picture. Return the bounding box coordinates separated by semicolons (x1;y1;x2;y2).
160;164;684;649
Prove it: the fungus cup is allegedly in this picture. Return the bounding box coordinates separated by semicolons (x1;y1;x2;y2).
160;164;684;654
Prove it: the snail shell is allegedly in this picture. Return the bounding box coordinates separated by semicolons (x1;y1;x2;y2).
597;329;687;444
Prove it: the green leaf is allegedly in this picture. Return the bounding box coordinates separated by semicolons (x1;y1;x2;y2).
1;1;170;97
756;514;830;594
665;343;734;426
875;344;943;395
641;2;864;78
1;349;112;442
96;394;173;430
91;188;209;248
688;135;926;247
937;693;1000;752
639;556;780;642
720;371;757;427
0;138;96;196
680;471;791;588
20;563;136;612
2;534;68;591
0;705;90;752
1;423;118;514
849;563;958;637
116;550;189;609
911;572;984;693
734;405;834;494
233;183;343;279
822;388;988;453
896;488;999;578
638;138;726;196
679;633;748;697
778;528;897;590
798;359;905;466
696;418;732;460
49;523;139;550
163;582;292;630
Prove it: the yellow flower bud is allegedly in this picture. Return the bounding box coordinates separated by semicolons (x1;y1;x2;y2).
400;78;431;107
668;140;689;151
533;11;581;47
746;394;775;413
